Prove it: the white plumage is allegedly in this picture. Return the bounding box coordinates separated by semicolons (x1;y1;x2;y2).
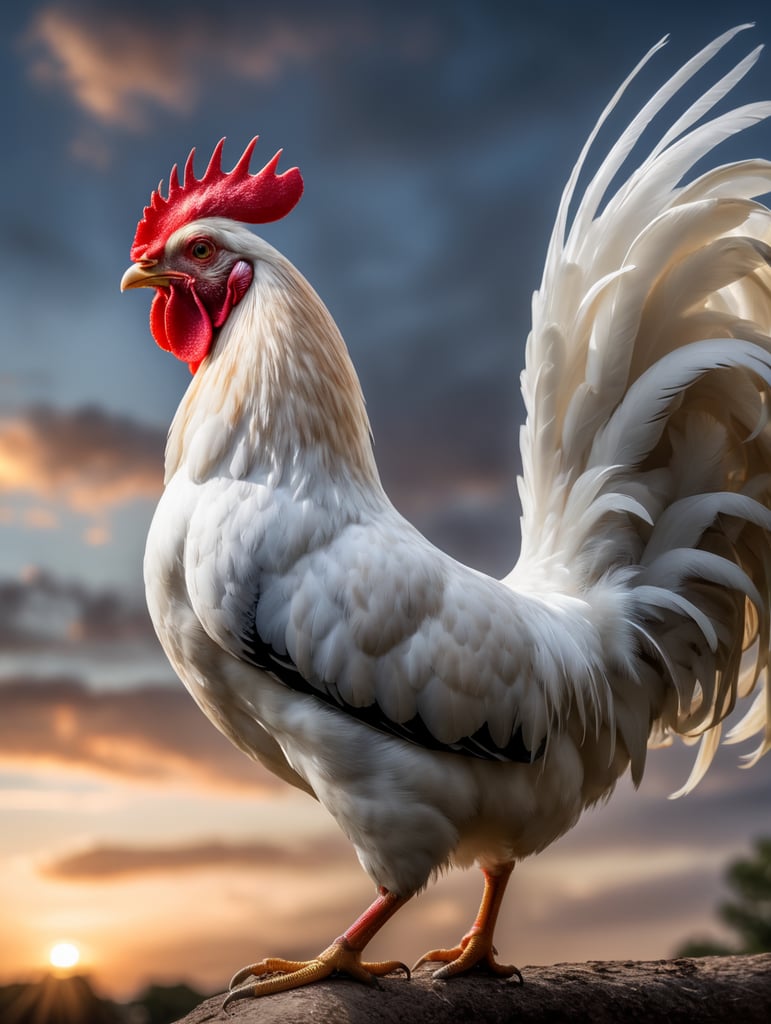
123;26;771;999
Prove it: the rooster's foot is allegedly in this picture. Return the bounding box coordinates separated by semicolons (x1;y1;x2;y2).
414;931;522;982
223;939;409;1005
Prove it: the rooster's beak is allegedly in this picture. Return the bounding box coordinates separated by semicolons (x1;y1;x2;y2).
121;261;182;291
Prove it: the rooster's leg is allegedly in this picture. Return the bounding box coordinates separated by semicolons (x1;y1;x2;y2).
414;864;522;981
224;887;412;1004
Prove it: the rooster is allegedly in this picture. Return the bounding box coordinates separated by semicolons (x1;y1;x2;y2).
122;26;771;1003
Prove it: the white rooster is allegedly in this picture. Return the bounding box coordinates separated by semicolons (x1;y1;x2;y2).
122;26;771;1003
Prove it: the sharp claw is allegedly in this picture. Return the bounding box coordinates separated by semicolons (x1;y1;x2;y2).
223;981;258;1010
228;964;258;989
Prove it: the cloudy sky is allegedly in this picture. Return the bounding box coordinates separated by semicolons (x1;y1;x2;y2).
2;0;771;1003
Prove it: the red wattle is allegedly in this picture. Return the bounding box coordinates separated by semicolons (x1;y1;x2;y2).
149;284;213;372
149;290;172;351
213;260;254;327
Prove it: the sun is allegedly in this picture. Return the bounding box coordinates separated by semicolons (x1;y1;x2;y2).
49;942;80;970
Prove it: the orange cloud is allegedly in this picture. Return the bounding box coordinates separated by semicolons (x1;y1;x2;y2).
22;506;59;530
42;835;347;880
0;405;163;515
0;678;279;793
24;7;197;130
83;522;110;546
22;6;370;134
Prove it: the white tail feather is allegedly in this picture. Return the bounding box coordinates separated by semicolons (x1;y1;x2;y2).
513;27;771;793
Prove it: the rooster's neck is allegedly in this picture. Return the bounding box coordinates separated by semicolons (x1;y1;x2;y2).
165;255;380;492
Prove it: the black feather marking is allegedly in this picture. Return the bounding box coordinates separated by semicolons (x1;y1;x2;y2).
239;609;543;765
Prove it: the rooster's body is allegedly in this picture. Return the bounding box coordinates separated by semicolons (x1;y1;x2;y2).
123;27;771;1000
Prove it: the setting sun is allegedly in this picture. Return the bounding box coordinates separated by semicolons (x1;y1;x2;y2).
49;942;80;970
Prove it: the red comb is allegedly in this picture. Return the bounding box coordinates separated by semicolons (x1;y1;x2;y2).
130;137;304;260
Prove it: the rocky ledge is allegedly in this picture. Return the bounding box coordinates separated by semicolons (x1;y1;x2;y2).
175;953;771;1023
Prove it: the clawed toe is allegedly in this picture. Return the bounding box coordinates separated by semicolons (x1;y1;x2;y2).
222;942;409;1007
414;934;522;982
228;956;310;991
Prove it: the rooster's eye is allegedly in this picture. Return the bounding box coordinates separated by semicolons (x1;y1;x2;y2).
190;240;214;261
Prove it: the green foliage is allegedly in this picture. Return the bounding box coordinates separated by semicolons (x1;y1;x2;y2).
720;837;771;953
675;938;735;958
676;837;771;957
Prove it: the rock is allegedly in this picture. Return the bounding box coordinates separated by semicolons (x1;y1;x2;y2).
174;954;771;1023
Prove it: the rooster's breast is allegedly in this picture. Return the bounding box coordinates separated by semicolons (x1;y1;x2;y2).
143;471;316;793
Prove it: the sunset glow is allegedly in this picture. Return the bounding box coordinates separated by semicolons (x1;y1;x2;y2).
49;943;80;970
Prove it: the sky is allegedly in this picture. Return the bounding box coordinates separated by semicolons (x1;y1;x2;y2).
2;0;771;1004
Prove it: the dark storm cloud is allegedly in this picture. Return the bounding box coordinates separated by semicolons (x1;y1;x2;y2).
0;676;278;791
11;3;771;581
0;570;155;647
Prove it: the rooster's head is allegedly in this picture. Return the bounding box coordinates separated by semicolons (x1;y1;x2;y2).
121;137;303;372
